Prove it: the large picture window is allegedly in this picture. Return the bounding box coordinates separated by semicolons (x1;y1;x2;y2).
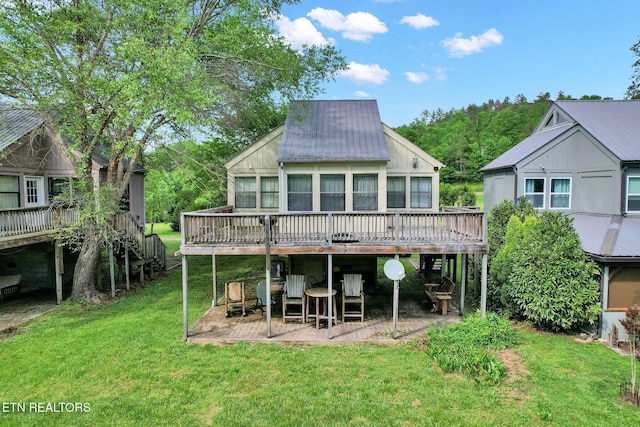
410;177;432;209
353;174;377;211
550;178;571;209
320;175;345;211
235;177;256;208
627;177;640;212
0;176;19;209
260;177;278;209
524;178;545;208
287;175;312;211
387;177;406;209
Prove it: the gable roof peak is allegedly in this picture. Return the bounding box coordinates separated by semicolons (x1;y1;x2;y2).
277;99;389;163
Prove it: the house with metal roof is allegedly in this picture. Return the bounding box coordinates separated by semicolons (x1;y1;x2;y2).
481;99;640;340
179;100;490;341
0;106;164;303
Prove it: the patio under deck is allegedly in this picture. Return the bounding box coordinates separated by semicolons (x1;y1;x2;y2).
187;294;462;345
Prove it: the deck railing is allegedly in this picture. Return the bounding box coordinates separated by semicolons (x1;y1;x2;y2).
0;207;166;269
0;206;79;238
182;210;486;246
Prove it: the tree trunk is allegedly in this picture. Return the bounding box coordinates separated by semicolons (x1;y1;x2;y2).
71;230;104;303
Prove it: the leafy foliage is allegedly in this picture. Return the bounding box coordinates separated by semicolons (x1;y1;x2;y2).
504;212;601;331
0;0;345;299
627;37;640;99
620;305;640;400
439;183;476;207
425;313;518;384
486;198;536;312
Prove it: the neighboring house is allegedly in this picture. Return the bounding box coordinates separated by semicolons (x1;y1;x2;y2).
0;106;164;303
481;99;640;340
180;100;490;339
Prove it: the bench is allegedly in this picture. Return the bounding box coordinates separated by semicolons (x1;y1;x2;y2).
424;276;456;315
0;274;21;303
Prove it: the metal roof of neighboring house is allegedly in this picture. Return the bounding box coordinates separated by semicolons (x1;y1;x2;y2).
555;100;640;161
277;100;390;163
570;213;640;260
0;107;45;151
481;100;640;172
481;123;573;171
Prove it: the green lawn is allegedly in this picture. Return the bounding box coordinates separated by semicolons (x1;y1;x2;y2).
1;244;639;426
145;222;180;239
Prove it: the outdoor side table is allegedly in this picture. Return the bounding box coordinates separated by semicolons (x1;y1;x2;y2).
305;287;337;329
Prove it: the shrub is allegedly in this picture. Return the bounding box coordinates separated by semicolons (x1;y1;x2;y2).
507;211;601;331
425;313;517;384
486;198;536;312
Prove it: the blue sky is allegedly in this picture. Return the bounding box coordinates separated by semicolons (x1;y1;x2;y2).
276;0;640;127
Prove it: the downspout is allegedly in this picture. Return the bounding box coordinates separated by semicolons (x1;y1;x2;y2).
279;162;285;212
512;165;518;202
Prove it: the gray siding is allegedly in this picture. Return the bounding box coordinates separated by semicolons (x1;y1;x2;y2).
483;170;516;211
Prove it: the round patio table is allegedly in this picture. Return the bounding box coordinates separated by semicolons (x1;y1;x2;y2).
305;287;337;329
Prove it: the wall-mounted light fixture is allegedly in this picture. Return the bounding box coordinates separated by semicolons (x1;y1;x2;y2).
434;166;439;172
412;155;418;168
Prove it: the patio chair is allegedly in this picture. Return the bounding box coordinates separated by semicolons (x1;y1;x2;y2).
225;281;247;317
254;283;276;317
282;274;306;323
341;274;365;322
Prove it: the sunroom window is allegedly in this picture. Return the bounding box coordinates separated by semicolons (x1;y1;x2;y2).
287;175;312;211
410;177;432;209
353;174;378;211
320;175;345;211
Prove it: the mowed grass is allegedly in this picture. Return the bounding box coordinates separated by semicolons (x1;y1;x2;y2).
1;243;639;426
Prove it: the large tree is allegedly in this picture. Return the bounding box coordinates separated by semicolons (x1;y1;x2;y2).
628;36;640;99
0;0;345;302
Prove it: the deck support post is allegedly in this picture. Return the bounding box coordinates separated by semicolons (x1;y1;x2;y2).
125;246;130;291
480;254;488;318
182;255;189;341
327;253;333;339
109;243;116;298
460;254;467;316
54;241;63;305
393;254;400;339
212;255;217;306
265;215;272;338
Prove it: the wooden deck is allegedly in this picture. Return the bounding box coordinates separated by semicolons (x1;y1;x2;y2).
180;209;489;256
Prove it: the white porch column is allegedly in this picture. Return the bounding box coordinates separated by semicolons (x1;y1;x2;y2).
266;215;272;338
393;254;400;339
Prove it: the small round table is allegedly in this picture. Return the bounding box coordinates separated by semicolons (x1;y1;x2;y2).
305;287;338;329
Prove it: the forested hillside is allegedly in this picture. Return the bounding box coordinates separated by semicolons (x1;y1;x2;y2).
395;92;607;183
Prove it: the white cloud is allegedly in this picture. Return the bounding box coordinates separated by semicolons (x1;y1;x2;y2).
308;8;387;42
339;62;390;85
354;91;371;98
432;67;449;81
400;13;440;30
443;28;503;57
405;71;429;84
274;15;333;51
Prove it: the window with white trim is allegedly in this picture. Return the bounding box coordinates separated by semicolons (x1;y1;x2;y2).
550;178;571;209
627;176;640;212
353;174;377;211
410;177;432;209
320;174;345;211
387;177;406;209
524;178;545;208
235;177;256;208
287;175;312;211
260;177;278;209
